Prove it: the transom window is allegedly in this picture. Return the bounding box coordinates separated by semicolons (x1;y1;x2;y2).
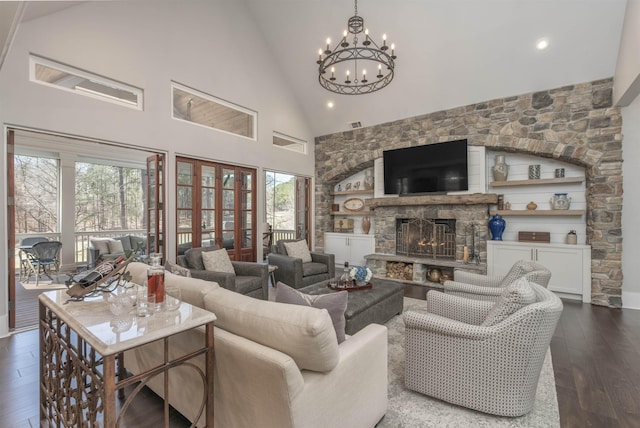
273;132;306;153
29;55;143;110
171;82;257;140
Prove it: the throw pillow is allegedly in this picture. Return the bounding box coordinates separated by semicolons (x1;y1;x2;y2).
283;240;312;263
108;239;125;254
165;260;192;278
202;249;236;274
185;246;219;270
482;277;537;326
275;282;348;343
90;238;111;255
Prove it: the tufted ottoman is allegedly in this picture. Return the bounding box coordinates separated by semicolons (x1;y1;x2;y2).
299;277;405;335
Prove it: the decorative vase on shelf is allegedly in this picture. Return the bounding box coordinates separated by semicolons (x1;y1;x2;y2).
361;216;371;234
492;155;509;181
488;214;506;241
363;168;374;190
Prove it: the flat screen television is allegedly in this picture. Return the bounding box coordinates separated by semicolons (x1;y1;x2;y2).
383;139;468;195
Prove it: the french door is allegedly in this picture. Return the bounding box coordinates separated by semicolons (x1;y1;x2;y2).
176;157;256;261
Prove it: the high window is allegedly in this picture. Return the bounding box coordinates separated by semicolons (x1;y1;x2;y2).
172;82;257;140
273;132;306;153
29;55;143;110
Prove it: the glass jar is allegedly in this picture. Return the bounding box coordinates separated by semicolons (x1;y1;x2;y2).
147;253;165;304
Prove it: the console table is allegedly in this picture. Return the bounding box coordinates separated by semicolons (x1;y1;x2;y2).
38;290;216;427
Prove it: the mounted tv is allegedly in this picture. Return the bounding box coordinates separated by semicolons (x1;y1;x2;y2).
383;139;468;195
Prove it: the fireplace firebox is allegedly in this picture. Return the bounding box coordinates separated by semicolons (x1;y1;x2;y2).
396;218;456;260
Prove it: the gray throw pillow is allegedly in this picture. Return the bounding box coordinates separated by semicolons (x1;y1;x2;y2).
275;282;348;343
165;260;192;278
482;277;537;326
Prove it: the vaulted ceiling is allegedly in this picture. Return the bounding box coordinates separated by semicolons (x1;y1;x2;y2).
3;1;630;138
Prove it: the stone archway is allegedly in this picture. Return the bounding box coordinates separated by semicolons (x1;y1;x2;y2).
315;78;622;307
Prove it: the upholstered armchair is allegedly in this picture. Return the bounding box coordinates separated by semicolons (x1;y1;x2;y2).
404;280;563;417
268;239;335;289
444;259;552;301
177;246;268;300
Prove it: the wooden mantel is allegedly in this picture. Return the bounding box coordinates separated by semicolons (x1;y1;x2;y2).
365;193;499;209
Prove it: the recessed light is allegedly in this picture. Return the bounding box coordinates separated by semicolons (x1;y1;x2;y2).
327;101;334;109
536;38;549;50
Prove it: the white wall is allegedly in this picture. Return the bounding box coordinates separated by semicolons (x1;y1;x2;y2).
622;95;640;309
614;0;640;105
0;1;316;336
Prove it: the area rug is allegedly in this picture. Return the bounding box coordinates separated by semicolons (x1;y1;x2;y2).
378;297;560;428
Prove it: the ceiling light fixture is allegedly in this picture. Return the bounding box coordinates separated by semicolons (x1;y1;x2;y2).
536;38;549;50
316;0;397;95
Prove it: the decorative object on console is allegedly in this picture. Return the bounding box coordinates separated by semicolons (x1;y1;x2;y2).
518;231;551;243
529;164;541;179
527;201;538;210
361;216;371;234
550;193;571;210
334;218;354;232
316;0;396;95
566;230;577;245
343;197;365;211
504;201;511;210
488;214;506;241
492;155;509;181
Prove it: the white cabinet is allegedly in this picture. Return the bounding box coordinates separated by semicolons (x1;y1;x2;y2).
324;233;375;267
487;241;591;302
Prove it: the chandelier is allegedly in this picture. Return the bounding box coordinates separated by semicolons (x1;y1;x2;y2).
316;0;397;95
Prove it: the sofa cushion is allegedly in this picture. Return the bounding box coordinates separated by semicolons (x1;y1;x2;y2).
234;276;262;295
90;238;112;255
108;239;125;254
275;282;348;343
204;286;340;372
165;260;191;278
302;261;329;276
283;240;312;263
114;236;132;253
202;249;236;274
185;246;219;270
482;277;537;326
129;235;146;253
498;260;540;288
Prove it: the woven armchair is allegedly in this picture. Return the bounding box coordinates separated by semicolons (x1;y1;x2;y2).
403;282;562;417
444;259;551;301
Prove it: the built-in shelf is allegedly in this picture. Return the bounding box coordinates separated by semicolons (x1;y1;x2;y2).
330;189;374;196
331;210;372;216
490;209;585;216
490;177;584;187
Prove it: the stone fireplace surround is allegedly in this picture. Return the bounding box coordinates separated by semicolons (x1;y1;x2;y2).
314;78;623;307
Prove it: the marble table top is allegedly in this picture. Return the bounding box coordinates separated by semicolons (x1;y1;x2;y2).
39;290;217;356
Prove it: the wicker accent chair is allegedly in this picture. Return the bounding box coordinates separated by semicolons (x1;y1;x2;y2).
403;280;562;417
444;259;552;302
268;239;335;289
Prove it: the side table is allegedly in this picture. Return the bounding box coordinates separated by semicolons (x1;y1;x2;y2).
38;290;216;427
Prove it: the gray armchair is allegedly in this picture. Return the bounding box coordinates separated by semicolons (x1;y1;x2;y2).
444;259;552;301
268;239;335;289
177;246;268;300
403;281;562;417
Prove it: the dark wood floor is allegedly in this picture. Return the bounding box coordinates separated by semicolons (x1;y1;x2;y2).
2;285;640;427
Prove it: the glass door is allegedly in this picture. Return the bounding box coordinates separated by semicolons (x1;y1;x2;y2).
176;157;256;261
146;155;165;259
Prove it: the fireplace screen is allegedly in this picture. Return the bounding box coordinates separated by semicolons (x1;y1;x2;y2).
396;218;456;259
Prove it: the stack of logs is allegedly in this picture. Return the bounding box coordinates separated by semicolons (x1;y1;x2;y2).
387;262;413;281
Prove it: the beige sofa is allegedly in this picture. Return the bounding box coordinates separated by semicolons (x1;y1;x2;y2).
123;262;388;428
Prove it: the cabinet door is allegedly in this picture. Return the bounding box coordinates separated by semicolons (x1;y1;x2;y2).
324;233;349;266
347;235;375;266
534;246;583;294
487;242;532;276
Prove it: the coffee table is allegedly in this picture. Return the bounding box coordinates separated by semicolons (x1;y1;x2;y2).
299;277;404;335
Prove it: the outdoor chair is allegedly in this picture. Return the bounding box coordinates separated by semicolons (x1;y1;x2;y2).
18;236;49;281
26;241;62;285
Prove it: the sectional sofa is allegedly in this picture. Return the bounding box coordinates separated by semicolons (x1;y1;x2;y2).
123;262;388;427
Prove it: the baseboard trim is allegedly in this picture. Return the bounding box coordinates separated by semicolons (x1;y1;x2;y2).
622;291;640;310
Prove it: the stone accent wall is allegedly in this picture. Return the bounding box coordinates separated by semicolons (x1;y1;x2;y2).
315;78;623;308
